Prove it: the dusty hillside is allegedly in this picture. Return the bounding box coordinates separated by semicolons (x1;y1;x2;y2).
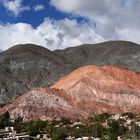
1;41;140;104
0;88;86;121
1;65;140;121
52;65;140;113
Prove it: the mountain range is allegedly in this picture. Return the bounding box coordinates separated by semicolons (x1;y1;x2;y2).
0;44;75;104
54;41;140;71
0;65;140;121
0;41;140;121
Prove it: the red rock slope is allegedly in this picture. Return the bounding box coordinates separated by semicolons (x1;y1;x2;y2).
0;88;86;121
52;65;140;114
1;65;140;121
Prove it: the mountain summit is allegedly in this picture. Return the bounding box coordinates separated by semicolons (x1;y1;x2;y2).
0;41;140;104
54;41;140;71
0;44;74;104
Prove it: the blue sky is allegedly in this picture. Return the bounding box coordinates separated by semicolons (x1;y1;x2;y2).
0;0;70;27
0;0;89;27
0;0;140;50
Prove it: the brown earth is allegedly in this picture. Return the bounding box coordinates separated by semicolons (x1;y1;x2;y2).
1;41;140;104
0;65;140;121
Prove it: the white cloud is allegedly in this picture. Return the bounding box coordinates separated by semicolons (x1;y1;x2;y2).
0;0;140;51
50;0;140;43
33;4;45;12
116;28;140;44
0;18;105;51
0;0;30;16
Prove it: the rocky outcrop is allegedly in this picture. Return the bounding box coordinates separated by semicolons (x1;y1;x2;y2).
1;65;140;121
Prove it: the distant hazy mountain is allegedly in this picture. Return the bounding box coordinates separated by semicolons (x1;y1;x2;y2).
0;41;140;104
54;41;140;71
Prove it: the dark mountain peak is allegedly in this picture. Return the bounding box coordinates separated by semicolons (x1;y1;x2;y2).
55;40;139;52
54;40;140;71
0;44;74;104
93;40;139;46
0;40;140;104
0;44;67;65
1;44;51;56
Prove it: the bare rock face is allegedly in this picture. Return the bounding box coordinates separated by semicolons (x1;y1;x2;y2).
1;41;140;104
52;65;140;114
0;88;81;121
1;65;140;121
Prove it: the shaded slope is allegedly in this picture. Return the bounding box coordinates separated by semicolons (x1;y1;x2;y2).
1;40;140;104
54;41;140;71
0;44;75;104
0;64;30;104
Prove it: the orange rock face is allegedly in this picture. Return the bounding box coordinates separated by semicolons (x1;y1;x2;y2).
1;65;140;121
52;65;140;114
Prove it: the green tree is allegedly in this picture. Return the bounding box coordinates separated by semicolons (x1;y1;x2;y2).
0;112;10;128
108;120;120;135
28;120;47;136
60;117;71;125
14;116;23;124
52;128;68;140
131;124;140;139
101;133;117;140
121;112;135;119
95;113;110;123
